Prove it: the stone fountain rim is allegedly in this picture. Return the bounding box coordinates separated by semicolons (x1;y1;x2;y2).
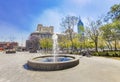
28;55;79;64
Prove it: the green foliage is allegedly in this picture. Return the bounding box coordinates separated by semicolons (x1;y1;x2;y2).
72;38;81;49
39;38;53;49
84;40;95;49
100;20;120;50
98;36;106;50
100;23;112;40
92;52;99;56
108;4;120;21
92;51;120;57
103;4;120;50
59;39;71;49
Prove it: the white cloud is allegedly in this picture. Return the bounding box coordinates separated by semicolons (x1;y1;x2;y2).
33;8;64;32
0;21;29;46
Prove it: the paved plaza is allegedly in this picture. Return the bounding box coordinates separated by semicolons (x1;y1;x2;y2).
0;52;120;82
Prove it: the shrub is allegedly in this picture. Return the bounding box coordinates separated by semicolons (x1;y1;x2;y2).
97;52;108;56
92;51;120;57
6;50;16;54
92;52;99;56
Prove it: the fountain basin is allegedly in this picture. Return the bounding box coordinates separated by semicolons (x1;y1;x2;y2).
27;55;79;71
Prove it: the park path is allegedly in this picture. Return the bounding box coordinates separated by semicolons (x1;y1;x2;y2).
0;52;120;82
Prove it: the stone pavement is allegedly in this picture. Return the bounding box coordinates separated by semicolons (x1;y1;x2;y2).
0;52;120;82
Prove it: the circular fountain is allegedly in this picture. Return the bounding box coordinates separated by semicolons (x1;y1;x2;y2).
27;55;79;71
27;33;79;71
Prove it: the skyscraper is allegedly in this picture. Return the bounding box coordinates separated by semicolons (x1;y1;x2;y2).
77;17;84;35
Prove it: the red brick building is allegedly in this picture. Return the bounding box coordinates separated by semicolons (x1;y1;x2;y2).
0;42;18;51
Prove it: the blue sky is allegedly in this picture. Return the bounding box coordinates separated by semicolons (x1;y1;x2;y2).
0;0;120;46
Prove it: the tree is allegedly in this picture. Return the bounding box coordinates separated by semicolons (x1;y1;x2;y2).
100;21;120;51
60;15;78;53
86;19;102;52
111;21;120;50
98;36;106;51
106;4;120;21
100;23;113;50
59;39;71;53
29;35;39;52
39;38;53;53
72;37;81;52
84;39;95;50
102;4;120;51
59;35;72;53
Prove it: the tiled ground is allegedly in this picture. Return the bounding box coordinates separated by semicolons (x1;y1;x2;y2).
0;52;120;82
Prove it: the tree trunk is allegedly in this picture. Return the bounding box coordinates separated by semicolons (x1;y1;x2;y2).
95;43;98;52
95;37;98;52
69;30;73;53
114;39;117;51
108;41;112;51
71;40;74;53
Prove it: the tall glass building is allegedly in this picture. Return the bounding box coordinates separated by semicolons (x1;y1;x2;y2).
77;17;84;35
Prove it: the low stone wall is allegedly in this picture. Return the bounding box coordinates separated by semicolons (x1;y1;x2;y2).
27;55;79;71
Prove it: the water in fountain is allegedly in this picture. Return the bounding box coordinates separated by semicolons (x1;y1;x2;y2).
52;33;58;62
